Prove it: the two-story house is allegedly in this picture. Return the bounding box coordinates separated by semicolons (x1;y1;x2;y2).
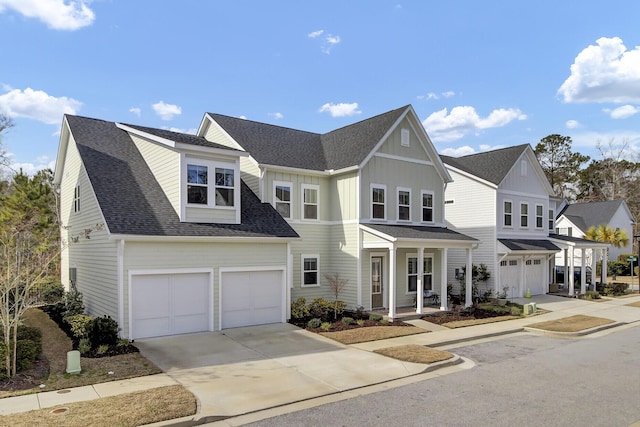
54;105;477;340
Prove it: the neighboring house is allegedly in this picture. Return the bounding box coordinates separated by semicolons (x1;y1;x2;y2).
55;105;477;340
555;200;635;283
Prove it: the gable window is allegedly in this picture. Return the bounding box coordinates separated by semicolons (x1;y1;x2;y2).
520;203;528;228
422;191;434;223
274;182;292;219
397;188;411;221
187;164;208;204
302;255;319;287
535;204;544;229
407;254;433;293
371;185;386;220
215;168;234;206
548;209;554;231
302;184;319;220
401;128;410;147
73;185;81;213
504;201;513;227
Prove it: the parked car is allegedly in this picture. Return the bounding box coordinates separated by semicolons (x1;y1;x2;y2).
555;265;592;285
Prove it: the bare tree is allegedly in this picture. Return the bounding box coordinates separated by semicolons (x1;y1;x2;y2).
324;273;348;320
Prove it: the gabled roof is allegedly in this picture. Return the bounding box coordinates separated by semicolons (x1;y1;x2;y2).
498;238;560;252
206;105;410;171
122;123;240;151
61;115;298;239
441;144;530;185
558;200;635;231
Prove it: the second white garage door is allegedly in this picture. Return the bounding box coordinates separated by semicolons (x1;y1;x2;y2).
221;269;284;329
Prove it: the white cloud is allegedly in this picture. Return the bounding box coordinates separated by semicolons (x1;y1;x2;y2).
318;102;361;118
269;112;283;120
566;119;580;129
0;0;95;30
442;91;455;98
309;29;341;54
422;106;526;142
239;115;247;120
0;87;81;124
440;146;476;157
152;101;181;121
308;29;324;39
129;107;141;117
607;104;638;119
558;36;640;103
5;152;56;175
417;91;455;101
479;144;505;152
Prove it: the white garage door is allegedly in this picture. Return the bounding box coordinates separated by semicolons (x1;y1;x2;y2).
221;270;284;329
525;258;545;296
131;272;210;339
500;258;520;297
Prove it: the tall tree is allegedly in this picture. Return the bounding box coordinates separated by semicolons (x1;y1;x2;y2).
584;224;629;284
0;114;13;190
534;134;590;200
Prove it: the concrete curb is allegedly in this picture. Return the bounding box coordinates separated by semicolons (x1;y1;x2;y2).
426;327;525;348
421;353;463;373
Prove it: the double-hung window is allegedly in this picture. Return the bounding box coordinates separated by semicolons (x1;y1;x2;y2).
187;163;235;207
187;164;209;204
548;209;554;231
535;204;543;229
504;201;512;227
422;191;434;223
302;255;319;287
274;182;292;219
215;168;234;206
520;203;528;228
397;188;411;221
371;185;386;220
302;184;319;220
407;255;433;293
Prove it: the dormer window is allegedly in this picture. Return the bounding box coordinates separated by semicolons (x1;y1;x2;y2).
187;163;235;207
187;165;208;204
214;168;234;206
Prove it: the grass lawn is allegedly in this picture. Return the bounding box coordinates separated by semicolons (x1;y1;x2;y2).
0;385;196;427
374;345;453;364
526;315;613;332
626;301;640;308
320;326;426;344
441;315;519;329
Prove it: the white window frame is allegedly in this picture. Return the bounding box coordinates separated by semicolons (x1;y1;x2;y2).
397;187;411;222
301;183;319;221
301;254;320;287
406;253;434;294
421;190;435;223
520;202;529;228
503;200;513;228
371;184;386;221
401;128;410;147
186;160;238;208
73;185;81;213
548;209;554;231
535;204;544;229
273;181;293;219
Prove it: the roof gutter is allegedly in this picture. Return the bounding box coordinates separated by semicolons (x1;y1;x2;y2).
108;234;300;243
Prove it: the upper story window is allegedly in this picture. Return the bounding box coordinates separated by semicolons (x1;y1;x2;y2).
520;203;529;228
535;204;544;229
302;184;319;220
187;163;235;207
371;185;386;220
504;201;513;227
214;168;234;206
422;191;434;223
187;164;208;204
397;188;411;221
401;128;410;147
274;182;292;219
548;209;554;231
73;185;81;213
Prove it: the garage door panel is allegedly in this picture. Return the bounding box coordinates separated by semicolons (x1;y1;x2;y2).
221;270;284;329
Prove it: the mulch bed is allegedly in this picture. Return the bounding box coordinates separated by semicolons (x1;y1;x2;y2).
0;358;50;392
421;307;511;325
290;318;413;332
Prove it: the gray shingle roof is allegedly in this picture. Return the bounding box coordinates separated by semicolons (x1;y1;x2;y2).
548;233;609;246
65;115;298;239
441;144;530;185
559;200;631;230
208;105;408;171
498;238;560;252
123;123;240;151
364;224;477;242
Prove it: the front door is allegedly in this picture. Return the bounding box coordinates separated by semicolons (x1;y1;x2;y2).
371;256;383;308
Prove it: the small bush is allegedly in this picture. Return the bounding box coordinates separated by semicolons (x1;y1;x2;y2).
356;319;365;326
65;314;94;339
510;306;523;316
369;314;383;322
291;297;310;320
307;318;322;328
40;280;65;304
602;282;629;296
17;326;43;356
15;339;39;372
78;337;91;354
380;319;389;325
117;338;130;347
88;315;119;348
341;317;355;326
308;297;346;321
320;322;332;331
63;290;85;319
586;290;601;300
96;344;110;355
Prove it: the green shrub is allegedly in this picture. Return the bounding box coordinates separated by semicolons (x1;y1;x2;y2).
96;344;109;355
602;282;629;296
586;290;601;300
356;319;365;326
117;338;130;347
308;297;346;320
78;337;91;354
291;297;310;320
307;318;322;328
320;322;332;331
380;319;389;325
41;280;65;304
17;326;43;356
369;313;383;322
63;290;85;319
65;314;93;339
341;317;355;326
15;339;39;372
88;315;119;348
608;261;628;276
510;306;523;316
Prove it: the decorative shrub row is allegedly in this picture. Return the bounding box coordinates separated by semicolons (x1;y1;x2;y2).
0;325;43;379
290;297;346;322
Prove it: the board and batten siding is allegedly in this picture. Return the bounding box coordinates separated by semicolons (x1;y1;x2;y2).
375;117;432;162
265;172;331;221
59;132;119;321
129;134;181;216
330;172;358;221
122;241;288;335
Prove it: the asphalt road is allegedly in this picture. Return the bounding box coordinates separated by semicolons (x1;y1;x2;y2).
247;325;640;427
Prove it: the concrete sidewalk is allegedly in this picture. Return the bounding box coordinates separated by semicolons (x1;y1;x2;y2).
0;293;637;422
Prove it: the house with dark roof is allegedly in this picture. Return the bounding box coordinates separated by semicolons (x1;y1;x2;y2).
441;145;606;297
54;105;477;339
555;199;635;284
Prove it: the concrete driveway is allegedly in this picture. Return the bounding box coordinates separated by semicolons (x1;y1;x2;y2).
135;323;427;417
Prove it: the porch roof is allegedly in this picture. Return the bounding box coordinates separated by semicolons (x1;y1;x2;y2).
498;238;560;254
548;233;610;249
361;224;477;248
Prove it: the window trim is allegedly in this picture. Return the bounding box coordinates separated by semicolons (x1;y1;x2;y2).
503;200;513;228
185;160;237;209
371;184;387;221
397;187;411;222
520;202;529;228
535;204;544;229
273;181;293;219
406;253;434;294
73;185;81;213
548;209;554;231
301;183;319;221
301;254;320;287
421;190;435;224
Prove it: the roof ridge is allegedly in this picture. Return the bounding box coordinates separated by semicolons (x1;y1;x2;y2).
321;105;409;136
207;112;320;136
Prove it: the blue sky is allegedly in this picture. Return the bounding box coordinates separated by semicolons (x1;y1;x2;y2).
1;1;639;174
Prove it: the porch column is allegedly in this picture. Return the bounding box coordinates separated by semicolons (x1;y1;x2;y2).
580;249;587;294
601;248;608;284
440;248;448;310
590;248;597;289
388;246;396;321
465;248;472;307
416;247;424;314
563;248;569;288
568;246;575;296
